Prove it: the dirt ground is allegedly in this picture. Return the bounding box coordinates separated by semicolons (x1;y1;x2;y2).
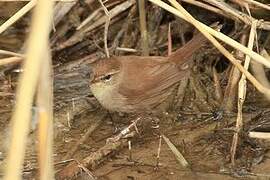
1;1;270;180
1;71;270;180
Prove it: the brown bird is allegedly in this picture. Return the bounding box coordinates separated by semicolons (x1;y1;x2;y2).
89;32;209;113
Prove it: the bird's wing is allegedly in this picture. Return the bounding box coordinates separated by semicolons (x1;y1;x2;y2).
118;56;188;109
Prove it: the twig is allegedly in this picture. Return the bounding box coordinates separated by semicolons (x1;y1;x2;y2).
167;23;172;56
116;47;138;53
162;135;189;168
138;0;149;55
148;0;270;104
222;34;247;112
230;19;257;166
249;132;270;139
4;0;74;1
156;135;162;167
3;0;54;179
181;0;236;20
0;50;24;58
63;116;104;159
128;140;132;161
0;92;14;96
77;1;120;30
241;0;270;11
0;0;37;34
75;160;97;180
212;67;223;102
107;117;141;143
204;0;249;23
77;8;103;30
55;0;135;51
53;1;77;26
0;57;23;66
149;0;270;69
202;0;270;30
98;0;111;58
56;122;140;179
37;45;54;180
251;49;270;100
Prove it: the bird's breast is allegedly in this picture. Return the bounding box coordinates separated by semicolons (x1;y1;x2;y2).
90;82;132;112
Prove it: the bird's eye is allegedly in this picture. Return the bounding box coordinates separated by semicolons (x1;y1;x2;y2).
101;74;112;81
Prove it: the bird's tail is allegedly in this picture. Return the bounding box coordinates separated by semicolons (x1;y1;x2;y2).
168;22;221;65
168;32;208;65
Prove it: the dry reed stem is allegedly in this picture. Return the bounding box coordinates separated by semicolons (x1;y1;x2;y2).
204;0;249;24
156;135;162;167
0;0;37;34
148;0;270;69
77;8;103;30
63;116;104;159
162;135;189;168
222;35;246;112
37;45;54;180
167;23;172;56
116;47;138;52
202;0;270;30
53;1;77;26
149;0;270;99
56;0;135;51
4;0;74;1
98;0;111;57
249;132;270;139
138;0;149;55
181;0;231;19
251;49;270;100
0;56;23;66
3;0;54;179
212;68;223;102
0;0;75;35
0;50;24;58
231;19;257;166
76;1;120;30
242;0;270;11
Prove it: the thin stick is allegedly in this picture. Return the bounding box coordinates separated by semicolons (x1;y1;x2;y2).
202;0;270;30
242;0;270;11
3;0;54;179
37;45;54;180
149;0;270;100
0;50;24;58
167;23;172;56
252;49;270;100
138;0;149;55
4;0;74;1
181;0;232;19
98;0;111;58
116;47;138;53
0;0;37;34
231;19;257;166
156;135;162;167
76;8;103;30
128;140;132;161
0;57;23;66
55;0;135;51
204;0;248;23
148;0;270;69
162;135;189;168
249;132;270;139
63;117;104;159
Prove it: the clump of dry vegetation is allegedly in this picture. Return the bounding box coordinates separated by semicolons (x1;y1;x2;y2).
1;0;270;179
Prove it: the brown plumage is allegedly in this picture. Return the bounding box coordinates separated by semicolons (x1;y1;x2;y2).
89;32;208;113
